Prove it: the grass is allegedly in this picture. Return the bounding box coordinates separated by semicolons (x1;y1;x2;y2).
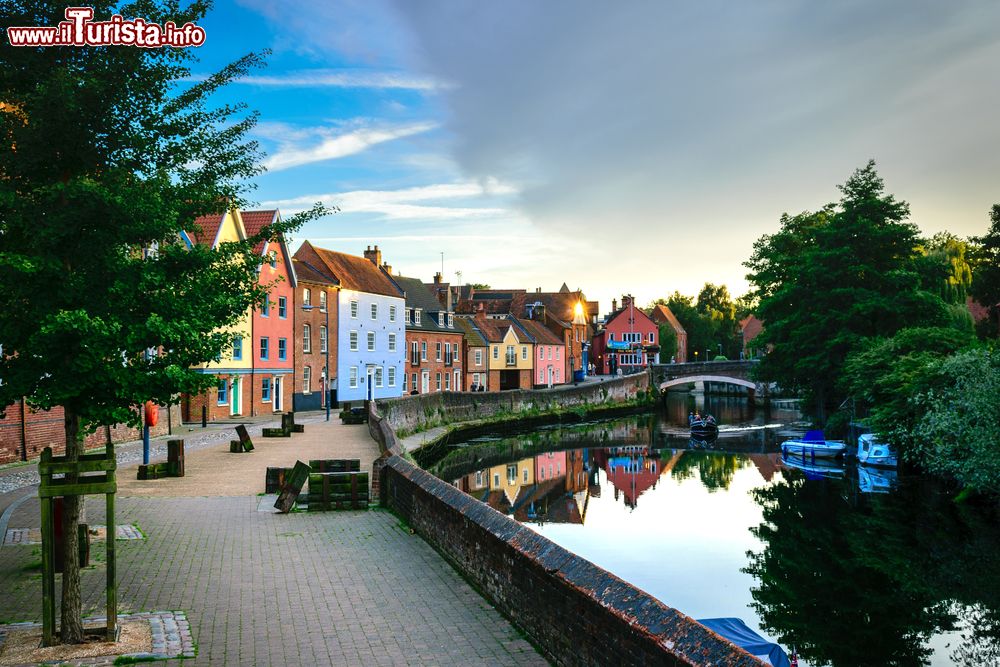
114;655;158;665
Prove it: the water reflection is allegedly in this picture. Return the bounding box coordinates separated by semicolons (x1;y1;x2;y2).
432;400;1000;666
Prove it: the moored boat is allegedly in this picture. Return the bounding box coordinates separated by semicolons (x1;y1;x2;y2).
689;414;719;435
780;430;845;459
857;433;898;468
781;453;846;480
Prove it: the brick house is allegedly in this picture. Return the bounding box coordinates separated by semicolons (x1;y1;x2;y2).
455;317;491;391
180;209;254;422
241;210;295;416
650;304;688;362
740;315;764;359
591;295;659;375
392;274;464;394
290;250;338;411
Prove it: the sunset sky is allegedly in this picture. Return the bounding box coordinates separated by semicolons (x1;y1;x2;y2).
192;0;1000;312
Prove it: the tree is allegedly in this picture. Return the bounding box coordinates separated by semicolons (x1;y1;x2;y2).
657;323;677;362
916;232;975;304
744;161;949;420
468;283;491;290
696;283;739;358
0;1;324;643
971;205;1000;338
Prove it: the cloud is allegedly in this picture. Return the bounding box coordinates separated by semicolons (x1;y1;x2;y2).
184;68;449;91
260;180;518;219
261;121;438;172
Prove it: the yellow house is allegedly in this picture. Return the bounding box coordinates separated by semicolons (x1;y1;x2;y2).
180;208;253;421
478;315;534;391
487;457;535;509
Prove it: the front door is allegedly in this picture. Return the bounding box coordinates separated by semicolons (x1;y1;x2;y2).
273;376;282;411
421;371;429;394
230;378;240;416
547;367;553;387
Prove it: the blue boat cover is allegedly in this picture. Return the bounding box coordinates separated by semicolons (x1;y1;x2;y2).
803;429;825;442
697;618;790;667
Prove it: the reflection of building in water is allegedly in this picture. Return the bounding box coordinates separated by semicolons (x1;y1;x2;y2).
748;453;781;482
594;448;684;509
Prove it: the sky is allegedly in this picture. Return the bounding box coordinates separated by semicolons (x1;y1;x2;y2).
188;0;1000;313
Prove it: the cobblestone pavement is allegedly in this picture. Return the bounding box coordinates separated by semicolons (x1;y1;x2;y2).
0;420;548;666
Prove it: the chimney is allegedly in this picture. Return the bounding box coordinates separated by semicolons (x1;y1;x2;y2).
612;298;618;312
434;272;443;285
536;287;541;293
363;244;382;266
382;262;392;275
533;302;545;321
622;294;633;308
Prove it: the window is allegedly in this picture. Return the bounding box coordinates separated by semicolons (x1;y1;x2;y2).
350;300;358;318
319;291;327;312
522;346;528;360
507;464;517;484
555;368;560;382
415;308;422;325
217;379;228;404
445;373;450;390
278;297;287;318
371;303;378;320
303;288;311;306
575;329;580;342
475;349;483;366
388;366;396;387
388;333;396;352
261;377;271;402
538;347;544;359
548;346;552;360
367;331;376;351
494;473;500;488
448;313;454;328
320;326;327;353
303;324;311;354
269;252;277;269
435;373;441;391
453;343;460;363
411;341;419;365
506;346;515;365
350;366;358;388
232;336;243;360
475;471;483;487
435;342;442;362
375;366;383;387
454;370;460;391
278;338;287;361
402;371;408;392
411;373;417;390
349;331;358;351
260;337;269;361
390;305;397;322
523;467;529;483
421;342;427;361
406;308;412;323
555;348;560;360
303;366;311;393
261;294;270;317
493;346;499;360
649;332;655;343
444;343;452;365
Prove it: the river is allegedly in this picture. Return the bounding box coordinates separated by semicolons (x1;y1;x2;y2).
424;393;1000;667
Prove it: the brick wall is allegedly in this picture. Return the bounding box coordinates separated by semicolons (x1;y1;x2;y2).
182;384;235;423
377;372;650;435
1;401;182;465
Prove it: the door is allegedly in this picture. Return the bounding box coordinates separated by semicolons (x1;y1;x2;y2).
421;371;429;394
230;378;240;416
547;366;553;388
273;376;282;412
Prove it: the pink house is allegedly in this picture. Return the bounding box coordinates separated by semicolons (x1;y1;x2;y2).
516;318;567;388
535;451;567;483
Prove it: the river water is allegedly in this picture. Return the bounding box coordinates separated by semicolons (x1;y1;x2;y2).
426;394;1000;667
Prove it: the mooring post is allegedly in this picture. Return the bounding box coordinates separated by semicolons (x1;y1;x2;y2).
201;405;207;428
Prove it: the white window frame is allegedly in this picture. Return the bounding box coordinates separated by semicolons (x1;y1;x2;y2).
390;305;397;322
388;332;397;352
367;331;376;352
319;290;327;312
388;366;396;387
303;366;312;394
375;366;384;387
371;303;378;320
415;308;422;325
320;326;328;353
350;366;358;388
350;300;358;318
349;331;358;351
303;288;311;306
475;349;483;366
303;324;311;354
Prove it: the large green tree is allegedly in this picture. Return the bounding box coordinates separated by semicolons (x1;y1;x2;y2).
971;204;1000;338
0;0;323;643
744;161;948;419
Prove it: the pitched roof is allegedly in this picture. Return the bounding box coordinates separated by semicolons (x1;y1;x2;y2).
515;317;564;346
393;275;458;334
470;315;512;343
455;317;488;347
240;209;278;254
186;212;226;247
650;304;687;335
298;242;402;298
292;257;337;286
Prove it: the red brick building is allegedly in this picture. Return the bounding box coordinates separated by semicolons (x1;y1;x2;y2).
290;245;339;411
392;274;464;394
591;295;659;375
455;317;491;391
650;304;688;363
740;315;764;359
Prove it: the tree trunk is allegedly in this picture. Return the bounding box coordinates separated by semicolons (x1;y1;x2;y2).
60;408;85;644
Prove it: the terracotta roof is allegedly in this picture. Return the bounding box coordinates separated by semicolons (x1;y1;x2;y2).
240;209;278;254
292;258;337;286
515;317;564;346
455;317;488;347
186;213;226;247
297;242;402;298
470;315;512;343
650;304;687;335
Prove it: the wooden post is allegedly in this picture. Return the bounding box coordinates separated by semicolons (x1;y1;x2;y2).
39;447;55;646
106;437;116;641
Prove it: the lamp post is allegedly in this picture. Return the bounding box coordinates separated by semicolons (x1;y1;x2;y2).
301;302;330;421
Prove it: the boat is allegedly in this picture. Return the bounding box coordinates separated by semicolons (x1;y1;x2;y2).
689;414;719;435
856;433;898;468
781;453;846;480
857;466;898;494
697;617;792;667
780;430;845;460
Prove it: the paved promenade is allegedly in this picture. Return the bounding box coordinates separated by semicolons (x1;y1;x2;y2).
0;419;546;666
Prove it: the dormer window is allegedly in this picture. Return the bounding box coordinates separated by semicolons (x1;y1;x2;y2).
406;307;412;323
448;313;454;328
415;308;422;325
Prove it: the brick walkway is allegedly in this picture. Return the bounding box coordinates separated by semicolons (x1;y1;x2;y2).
0;420;547;666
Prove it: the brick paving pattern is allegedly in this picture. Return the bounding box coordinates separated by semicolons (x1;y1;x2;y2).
0;418;548;666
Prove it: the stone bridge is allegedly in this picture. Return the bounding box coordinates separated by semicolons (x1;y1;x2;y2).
649;360;770;398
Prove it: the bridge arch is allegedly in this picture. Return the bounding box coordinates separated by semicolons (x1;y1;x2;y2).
658;375;756;392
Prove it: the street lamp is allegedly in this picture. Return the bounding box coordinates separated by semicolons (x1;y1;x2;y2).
301;302;330;421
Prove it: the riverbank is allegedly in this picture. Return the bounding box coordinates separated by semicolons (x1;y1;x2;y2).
368;375;766;667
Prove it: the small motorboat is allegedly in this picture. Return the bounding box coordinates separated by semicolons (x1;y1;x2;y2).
697;617;792;667
857;433;898;468
857;466;898;494
689;414;719;435
780;430;845;460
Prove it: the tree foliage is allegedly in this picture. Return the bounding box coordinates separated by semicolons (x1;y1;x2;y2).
971;205;1000;338
0;0;325;642
744;161;948;419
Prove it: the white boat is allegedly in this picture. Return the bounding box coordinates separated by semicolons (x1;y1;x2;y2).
780;430;845;459
858;466;898;494
857;433;898;468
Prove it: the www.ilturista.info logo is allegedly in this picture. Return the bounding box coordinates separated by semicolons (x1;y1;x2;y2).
6;7;205;47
